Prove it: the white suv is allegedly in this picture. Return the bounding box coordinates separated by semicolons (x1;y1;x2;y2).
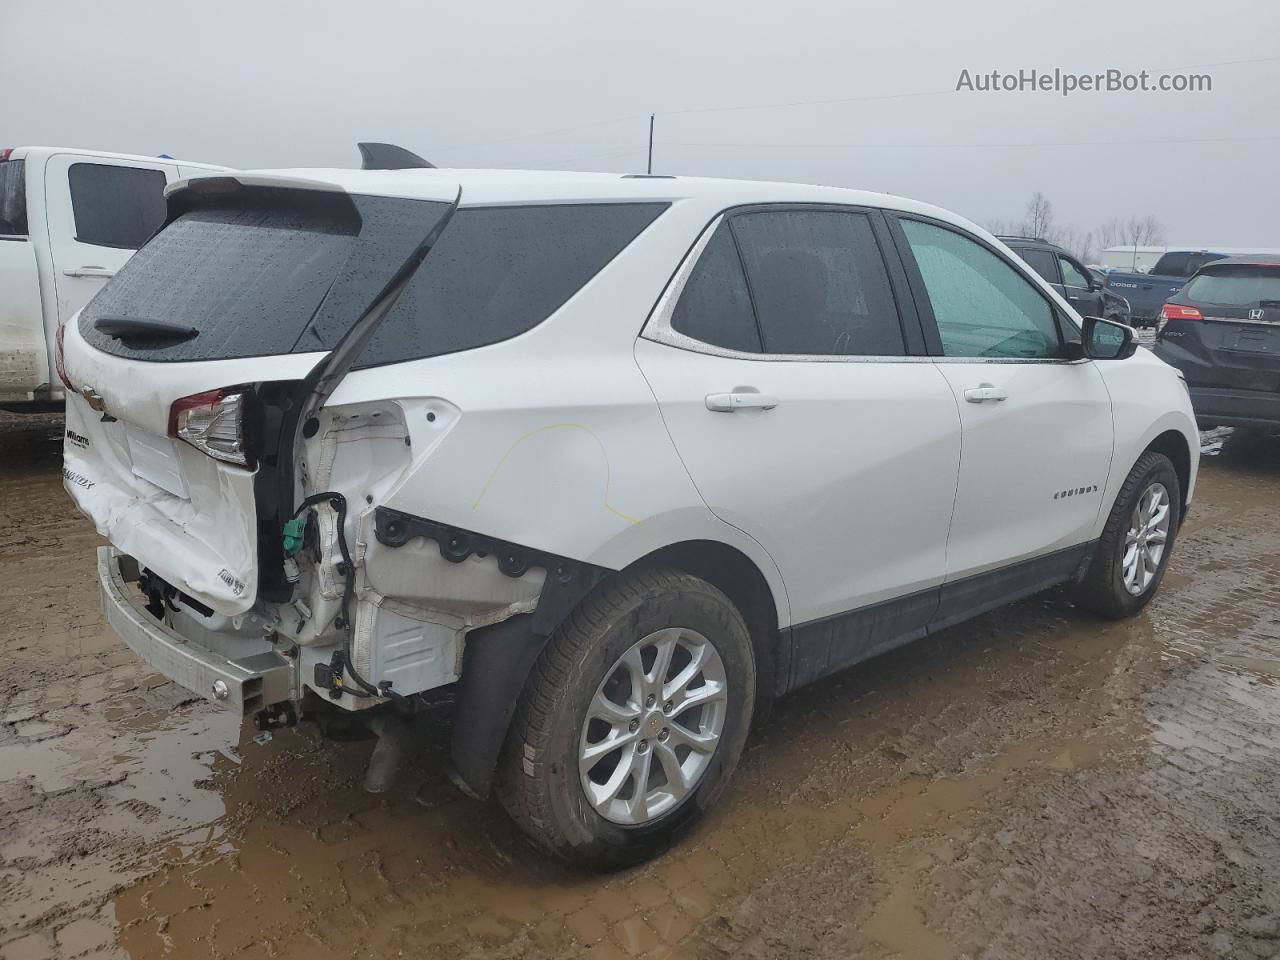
61;168;1198;865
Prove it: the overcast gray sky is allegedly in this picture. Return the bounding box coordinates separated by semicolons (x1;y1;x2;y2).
5;0;1278;248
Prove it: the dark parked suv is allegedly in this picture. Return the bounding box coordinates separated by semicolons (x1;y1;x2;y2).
999;236;1131;325
1153;256;1280;429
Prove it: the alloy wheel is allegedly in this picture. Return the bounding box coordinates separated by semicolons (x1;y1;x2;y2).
578;627;727;825
1122;481;1171;596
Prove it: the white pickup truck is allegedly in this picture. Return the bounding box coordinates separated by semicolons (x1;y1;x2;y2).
0;146;226;407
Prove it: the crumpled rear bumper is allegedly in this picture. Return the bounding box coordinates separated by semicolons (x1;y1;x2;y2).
97;546;293;714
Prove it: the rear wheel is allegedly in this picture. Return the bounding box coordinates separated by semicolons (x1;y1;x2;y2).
1075;451;1181;618
497;569;755;867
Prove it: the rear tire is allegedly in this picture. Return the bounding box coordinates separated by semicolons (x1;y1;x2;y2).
496;569;755;868
1075;451;1181;619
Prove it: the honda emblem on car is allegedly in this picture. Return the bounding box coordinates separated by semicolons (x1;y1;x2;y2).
1250;308;1265;320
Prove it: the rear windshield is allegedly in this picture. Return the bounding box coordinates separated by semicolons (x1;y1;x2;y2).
0;160;27;236
80;193;667;366
1184;265;1280;306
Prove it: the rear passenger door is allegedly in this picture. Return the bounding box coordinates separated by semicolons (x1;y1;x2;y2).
890;216;1114;627
43;153;178;329
635;206;962;686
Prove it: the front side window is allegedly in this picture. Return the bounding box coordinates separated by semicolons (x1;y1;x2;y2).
68;163;168;249
1058;256;1090;289
901;219;1062;360
670;221;761;352
730;210;904;356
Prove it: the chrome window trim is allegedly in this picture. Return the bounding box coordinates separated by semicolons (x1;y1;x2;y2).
641;212;1090;366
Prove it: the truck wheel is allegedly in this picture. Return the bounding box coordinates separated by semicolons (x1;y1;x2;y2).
497;569;755;867
1075;451;1181;619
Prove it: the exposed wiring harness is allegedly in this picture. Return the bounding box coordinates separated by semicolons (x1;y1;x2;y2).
288;492;407;706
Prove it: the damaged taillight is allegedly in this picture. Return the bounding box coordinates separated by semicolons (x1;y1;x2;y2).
168;388;253;467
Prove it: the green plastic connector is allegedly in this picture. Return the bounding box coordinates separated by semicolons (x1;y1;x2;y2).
282;517;306;557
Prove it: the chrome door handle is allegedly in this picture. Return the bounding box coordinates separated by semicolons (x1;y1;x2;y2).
963;383;1008;403
63;266;116;279
705;392;778;412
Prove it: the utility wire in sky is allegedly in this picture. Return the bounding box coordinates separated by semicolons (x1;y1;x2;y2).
440;53;1280;152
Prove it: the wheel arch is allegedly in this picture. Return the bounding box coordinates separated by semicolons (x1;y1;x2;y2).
1144;428;1193;515
449;537;788;800
624;539;786;708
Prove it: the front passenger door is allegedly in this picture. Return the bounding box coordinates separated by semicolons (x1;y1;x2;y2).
892;217;1114;627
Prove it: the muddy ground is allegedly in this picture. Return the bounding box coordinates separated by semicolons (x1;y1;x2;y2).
1;412;1278;960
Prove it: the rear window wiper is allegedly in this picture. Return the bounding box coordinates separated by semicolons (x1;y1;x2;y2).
94;316;199;343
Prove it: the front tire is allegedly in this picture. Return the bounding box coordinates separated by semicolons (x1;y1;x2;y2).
497;569;756;868
1075;451;1181;619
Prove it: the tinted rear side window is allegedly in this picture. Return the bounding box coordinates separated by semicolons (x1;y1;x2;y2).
1184;265;1280;306
1019;248;1058;283
352;203;667;368
68;163;168;249
731;210;904;356
0;160;27;236
670;221;761;353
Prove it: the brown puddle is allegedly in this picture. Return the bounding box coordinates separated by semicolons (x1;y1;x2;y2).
104;586;1163;959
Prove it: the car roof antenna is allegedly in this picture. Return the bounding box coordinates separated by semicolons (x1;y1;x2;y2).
357;142;436;170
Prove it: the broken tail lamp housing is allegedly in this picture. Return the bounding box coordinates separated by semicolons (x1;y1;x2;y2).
168;387;254;467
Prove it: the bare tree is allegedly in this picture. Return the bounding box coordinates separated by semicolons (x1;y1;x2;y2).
1118;216;1167;270
985;218;1015;236
1055;228;1097;264
1126;215;1165;248
1021;192;1054;240
1095;217;1126;252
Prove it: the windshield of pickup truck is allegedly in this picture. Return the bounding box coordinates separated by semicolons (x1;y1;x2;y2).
1184;264;1280;306
0;159;27;236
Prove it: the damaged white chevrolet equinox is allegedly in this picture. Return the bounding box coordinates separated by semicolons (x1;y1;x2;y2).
62;168;1198;866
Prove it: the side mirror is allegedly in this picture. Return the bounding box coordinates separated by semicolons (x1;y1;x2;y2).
1088;276;1104;292
1083;315;1138;360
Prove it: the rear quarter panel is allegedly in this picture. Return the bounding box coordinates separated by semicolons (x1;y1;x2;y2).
324;197;795;627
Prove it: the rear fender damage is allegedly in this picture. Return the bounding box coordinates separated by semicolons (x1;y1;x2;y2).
372;507;611;798
269;400;611;793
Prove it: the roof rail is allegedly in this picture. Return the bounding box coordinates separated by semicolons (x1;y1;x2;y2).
357;142;436;170
995;235;1048;244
